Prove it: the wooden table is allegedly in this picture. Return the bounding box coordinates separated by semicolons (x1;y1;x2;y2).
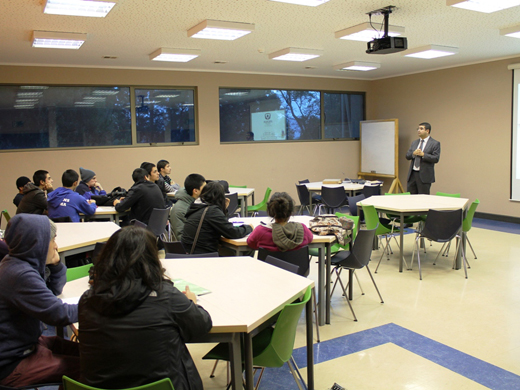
55;222;120;263
60;257;315;390
80;206;126;225
358;195;469;271
221;215;335;326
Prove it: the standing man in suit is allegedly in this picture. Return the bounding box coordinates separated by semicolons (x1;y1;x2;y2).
406;122;441;194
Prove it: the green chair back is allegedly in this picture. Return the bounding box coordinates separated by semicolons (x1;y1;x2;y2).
252;286;312;368
66;264;92;282
361;205;395;235
63;376;175;390
247;187;272;213
436;192;461;198
2;210;11;223
463;199;480;233
229;185;247;188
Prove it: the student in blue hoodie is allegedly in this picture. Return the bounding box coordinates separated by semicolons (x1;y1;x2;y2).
48;169;97;222
0;214;79;387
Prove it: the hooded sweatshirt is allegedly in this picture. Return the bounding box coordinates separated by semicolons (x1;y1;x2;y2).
170;188;195;241
47;187;97;222
16;183;48;215
0;214;77;380
247;221;314;252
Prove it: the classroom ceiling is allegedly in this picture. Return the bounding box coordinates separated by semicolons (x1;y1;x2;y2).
3;0;520;81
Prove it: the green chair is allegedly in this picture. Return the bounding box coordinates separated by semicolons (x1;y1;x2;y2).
247;187;272;216
66;263;92;282
362;204;404;272
229;185;247;188
442;199;480;261
1;209;11;231
436;191;461;197
62;377;174;390
203;286;312;390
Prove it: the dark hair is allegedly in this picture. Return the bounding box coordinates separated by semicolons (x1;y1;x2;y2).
267;192;294;222
419;122;431;133
16;176;30;189
132;168;148;183
92;226;164;301
140;162;155;176
157;160;169;172
33;170;49;186
62;169;79;187
184;174;206;196
200;181;227;212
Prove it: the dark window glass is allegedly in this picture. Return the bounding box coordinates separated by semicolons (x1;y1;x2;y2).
135;89;196;144
0;86;131;149
219;88;364;142
324;92;364;139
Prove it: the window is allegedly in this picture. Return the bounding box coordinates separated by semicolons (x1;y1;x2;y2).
219;88;364;142
135;88;196;144
0;86;131;149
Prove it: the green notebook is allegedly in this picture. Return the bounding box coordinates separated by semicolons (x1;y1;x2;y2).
172;279;211;296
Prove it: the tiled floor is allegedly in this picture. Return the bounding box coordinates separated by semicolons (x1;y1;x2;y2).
190;218;520;389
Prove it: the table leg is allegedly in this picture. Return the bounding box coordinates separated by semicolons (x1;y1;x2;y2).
306;293;314;390
317;246;325;326
348;269;353;300
325;243;332;324
228;333;242;390
244;332;254;390
399;213;404;272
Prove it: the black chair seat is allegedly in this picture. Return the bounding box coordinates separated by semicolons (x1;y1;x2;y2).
330;250;351;265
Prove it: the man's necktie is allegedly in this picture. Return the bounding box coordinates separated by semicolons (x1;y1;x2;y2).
414;139;424;168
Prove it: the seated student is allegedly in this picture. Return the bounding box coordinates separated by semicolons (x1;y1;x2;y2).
13;176;31;207
0;214;79;387
113;168;165;225
79;226;212;390
75;167;112;206
16;170;54;215
247;192;314;252
182;181;253;254
141;162;171;207
170;174;206;241
47;169;97;223
157;159;180;193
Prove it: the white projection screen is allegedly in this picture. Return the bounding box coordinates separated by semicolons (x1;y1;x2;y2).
250;110;286;140
510;64;520;200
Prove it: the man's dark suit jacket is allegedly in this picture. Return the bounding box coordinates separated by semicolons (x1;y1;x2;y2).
405;137;441;184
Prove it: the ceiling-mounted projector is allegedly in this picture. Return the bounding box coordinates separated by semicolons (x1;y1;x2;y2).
365;5;407;54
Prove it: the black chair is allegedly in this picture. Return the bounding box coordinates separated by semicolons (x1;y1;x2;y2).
264;255;300;274
225;192;240;217
165;252;219;258
346;193;366;219
299;179;322;203
330;227;383;322
51;216;72;223
147;208;170;241
362;185;381;198
410;209;467;280
320;186;346;214
159;238;187;254
257;246;319;342
296;184;319;215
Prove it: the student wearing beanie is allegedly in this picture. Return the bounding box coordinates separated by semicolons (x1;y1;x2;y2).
76;167;107;198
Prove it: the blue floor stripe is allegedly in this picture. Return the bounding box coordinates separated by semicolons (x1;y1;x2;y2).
260;323;520;390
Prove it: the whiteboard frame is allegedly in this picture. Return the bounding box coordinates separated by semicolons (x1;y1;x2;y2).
358;118;399;178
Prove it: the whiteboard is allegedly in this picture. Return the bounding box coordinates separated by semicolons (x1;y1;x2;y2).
359;119;398;177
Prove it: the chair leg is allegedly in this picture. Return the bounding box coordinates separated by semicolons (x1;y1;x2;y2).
288;357;307;390
365;265;384;303
311;288;320;343
467;236;477;259
416;239;423;280
336;270;357;321
254;367;266;390
354;271;364;295
433;242;448;265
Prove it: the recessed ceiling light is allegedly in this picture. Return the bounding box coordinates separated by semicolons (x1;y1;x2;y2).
500;24;520;38
335;22;405;42
269;47;322;61
44;0;117;17
403;44;458;59
267;0;330;6
447;0;520;13
149;48;201;62
188;20;254;40
334;61;381;71
32;31;87;49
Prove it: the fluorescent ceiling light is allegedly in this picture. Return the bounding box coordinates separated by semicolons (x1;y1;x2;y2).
92;89;119;95
149;48;201;62
155;94;180;98
16;99;39;103
334;61;381;71
267;0;330;6
500;25;520;38
84;96;106;101
403;44;458;59
17;92;43;97
269;47;322;61
14;105;35;109
44;0;117;17
20;86;49;90
32;31;87;49
188;20;254;40
335;22;405;42
447;0;520;13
